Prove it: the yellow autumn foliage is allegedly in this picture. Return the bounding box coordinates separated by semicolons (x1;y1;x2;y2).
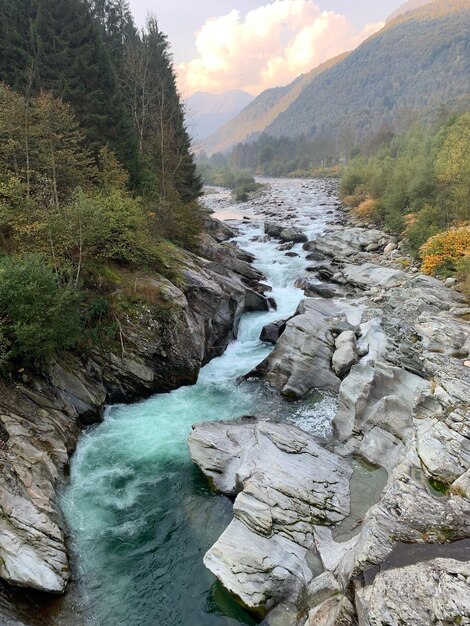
342;193;365;208
420;225;470;276
352;198;378;221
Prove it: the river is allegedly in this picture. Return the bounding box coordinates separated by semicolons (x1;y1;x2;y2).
61;179;340;626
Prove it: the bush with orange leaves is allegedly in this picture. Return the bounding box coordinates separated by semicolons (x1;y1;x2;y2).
351;198;378;222
420;225;470;276
342;193;365;208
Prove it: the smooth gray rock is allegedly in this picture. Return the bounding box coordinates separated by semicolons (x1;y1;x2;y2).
295;275;340;299
306;228;384;259
341;264;407;290
189;420;352;610
332;332;359;378
279;227;308;243
246;299;341;398
335;466;470;586
355;559;470;626
334;361;429;445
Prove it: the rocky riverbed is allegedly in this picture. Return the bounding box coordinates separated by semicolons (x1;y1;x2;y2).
190;179;470;625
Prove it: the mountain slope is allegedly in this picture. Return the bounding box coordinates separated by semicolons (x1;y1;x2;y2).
386;0;433;22
185;90;254;142
204;0;470;154
202;53;349;155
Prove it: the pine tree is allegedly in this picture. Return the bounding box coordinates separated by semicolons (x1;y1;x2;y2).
32;0;138;180
131;16;201;202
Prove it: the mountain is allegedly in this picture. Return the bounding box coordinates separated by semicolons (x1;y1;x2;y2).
185;90;254;142
386;0;433;22
202;54;349;155
204;0;470;155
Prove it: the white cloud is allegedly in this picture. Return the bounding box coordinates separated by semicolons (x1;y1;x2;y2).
177;1;384;96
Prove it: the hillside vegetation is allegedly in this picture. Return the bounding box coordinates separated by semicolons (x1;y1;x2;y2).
0;0;203;369
341;112;470;286
204;0;470;155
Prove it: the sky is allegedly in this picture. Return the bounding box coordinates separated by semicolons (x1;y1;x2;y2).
127;0;406;96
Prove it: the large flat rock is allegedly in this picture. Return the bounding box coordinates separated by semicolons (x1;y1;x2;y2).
189;420;353;610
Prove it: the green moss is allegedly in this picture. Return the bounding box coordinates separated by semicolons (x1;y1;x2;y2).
428;478;450;496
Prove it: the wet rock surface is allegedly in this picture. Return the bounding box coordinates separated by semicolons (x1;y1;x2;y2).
190;179;470;626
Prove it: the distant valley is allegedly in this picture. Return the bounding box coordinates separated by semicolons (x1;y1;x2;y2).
185;90;254;143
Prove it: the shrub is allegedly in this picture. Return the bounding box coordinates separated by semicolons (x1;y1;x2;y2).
404;204;443;256
0;254;82;364
352;198;378;222
420;225;470;277
457;257;470;297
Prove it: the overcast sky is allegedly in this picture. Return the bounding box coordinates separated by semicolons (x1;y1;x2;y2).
127;0;406;95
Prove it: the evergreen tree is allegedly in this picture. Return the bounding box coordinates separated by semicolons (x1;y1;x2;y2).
33;0;138;180
137;16;201;202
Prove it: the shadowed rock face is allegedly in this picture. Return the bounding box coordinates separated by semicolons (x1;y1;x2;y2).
0;222;265;597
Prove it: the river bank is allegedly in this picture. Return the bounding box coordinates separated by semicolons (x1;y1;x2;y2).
191;180;470;625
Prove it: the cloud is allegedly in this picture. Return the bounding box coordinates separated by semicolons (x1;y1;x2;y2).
177;0;384;96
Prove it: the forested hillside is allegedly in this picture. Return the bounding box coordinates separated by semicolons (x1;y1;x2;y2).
0;0;202;369
340;111;470;288
204;0;470;155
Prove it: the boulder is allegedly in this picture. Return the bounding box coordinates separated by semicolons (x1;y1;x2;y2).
204;215;238;242
341;263;407;290
355;559;470;626
189;420;352;611
332;331;359;378
279;227;308;244
265;221;285;238
246;299;342;399
383;242;397;255
307;228;384;259
295;275;340;299
260;318;290;344
244;288;270;312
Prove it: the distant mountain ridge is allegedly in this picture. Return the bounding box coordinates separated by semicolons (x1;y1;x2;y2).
202;53;349;155
203;0;470;155
386;0;433;22
185;90;253;143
